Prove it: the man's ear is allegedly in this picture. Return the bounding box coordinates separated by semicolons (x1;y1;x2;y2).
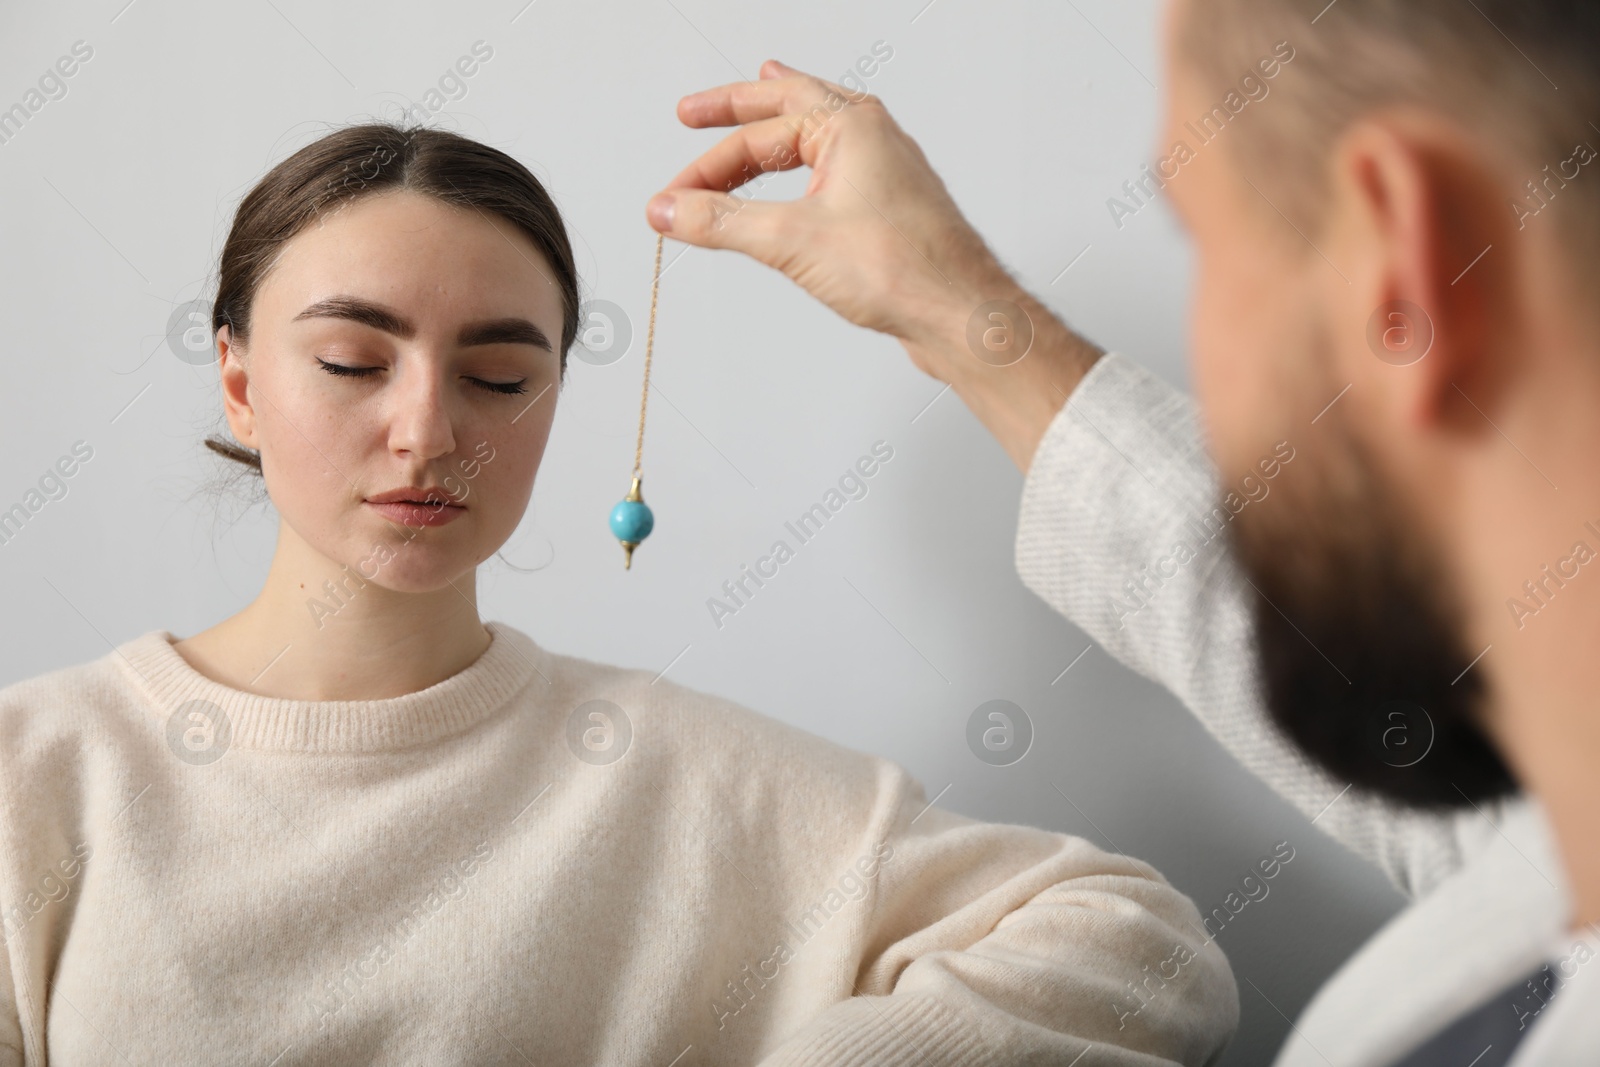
1335;113;1517;435
217;324;260;449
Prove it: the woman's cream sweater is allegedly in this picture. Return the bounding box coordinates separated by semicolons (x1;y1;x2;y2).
0;618;1236;1065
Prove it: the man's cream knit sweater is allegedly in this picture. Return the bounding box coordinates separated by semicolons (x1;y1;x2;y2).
0;617;1236;1065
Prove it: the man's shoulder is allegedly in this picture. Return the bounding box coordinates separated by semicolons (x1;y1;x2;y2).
1283;795;1570;1065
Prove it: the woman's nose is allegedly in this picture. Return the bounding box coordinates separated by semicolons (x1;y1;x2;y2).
386;369;458;460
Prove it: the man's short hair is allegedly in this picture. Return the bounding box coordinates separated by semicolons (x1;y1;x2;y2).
1178;0;1600;270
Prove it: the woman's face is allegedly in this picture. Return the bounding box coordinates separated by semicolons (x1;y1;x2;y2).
218;188;566;593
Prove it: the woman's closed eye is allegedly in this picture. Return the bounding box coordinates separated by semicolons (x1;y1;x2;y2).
316;357;529;395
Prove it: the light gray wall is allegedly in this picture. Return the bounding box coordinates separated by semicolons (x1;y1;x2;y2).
0;0;1405;1062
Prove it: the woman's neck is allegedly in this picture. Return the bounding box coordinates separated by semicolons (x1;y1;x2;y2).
174;524;492;701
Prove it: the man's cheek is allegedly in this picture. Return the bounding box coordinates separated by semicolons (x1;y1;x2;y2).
1189;274;1252;464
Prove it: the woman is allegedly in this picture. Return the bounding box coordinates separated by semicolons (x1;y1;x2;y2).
0;123;1236;1065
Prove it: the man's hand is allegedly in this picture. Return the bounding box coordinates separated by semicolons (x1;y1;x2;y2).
647;59;1104;472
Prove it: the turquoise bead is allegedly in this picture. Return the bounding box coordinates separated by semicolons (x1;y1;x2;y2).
610;499;654;543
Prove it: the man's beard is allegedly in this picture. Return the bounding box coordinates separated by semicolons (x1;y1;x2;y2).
1226;405;1519;811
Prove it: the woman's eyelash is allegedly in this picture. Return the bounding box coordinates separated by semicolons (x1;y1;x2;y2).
316;358;528;395
316;358;379;379
477;378;529;395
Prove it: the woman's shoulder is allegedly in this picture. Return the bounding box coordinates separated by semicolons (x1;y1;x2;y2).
0;634;160;822
0;634;145;743
526;635;921;820
2;638;164;761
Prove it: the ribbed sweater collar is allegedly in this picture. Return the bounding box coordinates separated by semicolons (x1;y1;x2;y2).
110;620;544;754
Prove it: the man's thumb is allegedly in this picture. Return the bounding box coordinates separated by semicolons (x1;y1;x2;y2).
647;189;786;263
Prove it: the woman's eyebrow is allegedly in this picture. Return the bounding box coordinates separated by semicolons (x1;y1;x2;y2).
458;317;553;352
292;295;553;352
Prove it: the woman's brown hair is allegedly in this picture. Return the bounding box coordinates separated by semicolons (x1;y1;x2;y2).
203;123;580;472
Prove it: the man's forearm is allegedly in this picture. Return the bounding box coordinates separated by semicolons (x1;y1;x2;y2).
899;266;1105;474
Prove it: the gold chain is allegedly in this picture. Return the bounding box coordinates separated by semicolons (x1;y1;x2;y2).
632;231;664;479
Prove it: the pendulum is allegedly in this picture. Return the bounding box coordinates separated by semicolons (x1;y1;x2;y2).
609;233;664;569
609;232;664;569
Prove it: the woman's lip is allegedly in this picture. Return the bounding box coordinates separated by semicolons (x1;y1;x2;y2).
364;500;466;527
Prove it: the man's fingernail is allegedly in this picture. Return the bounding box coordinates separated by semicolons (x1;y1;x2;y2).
648;194;676;231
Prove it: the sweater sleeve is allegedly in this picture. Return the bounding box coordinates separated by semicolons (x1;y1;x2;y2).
0;934;18;1067
1010;350;1503;900
0;779;29;1066
754;770;1238;1067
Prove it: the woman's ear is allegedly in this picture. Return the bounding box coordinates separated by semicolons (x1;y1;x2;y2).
217;324;259;449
